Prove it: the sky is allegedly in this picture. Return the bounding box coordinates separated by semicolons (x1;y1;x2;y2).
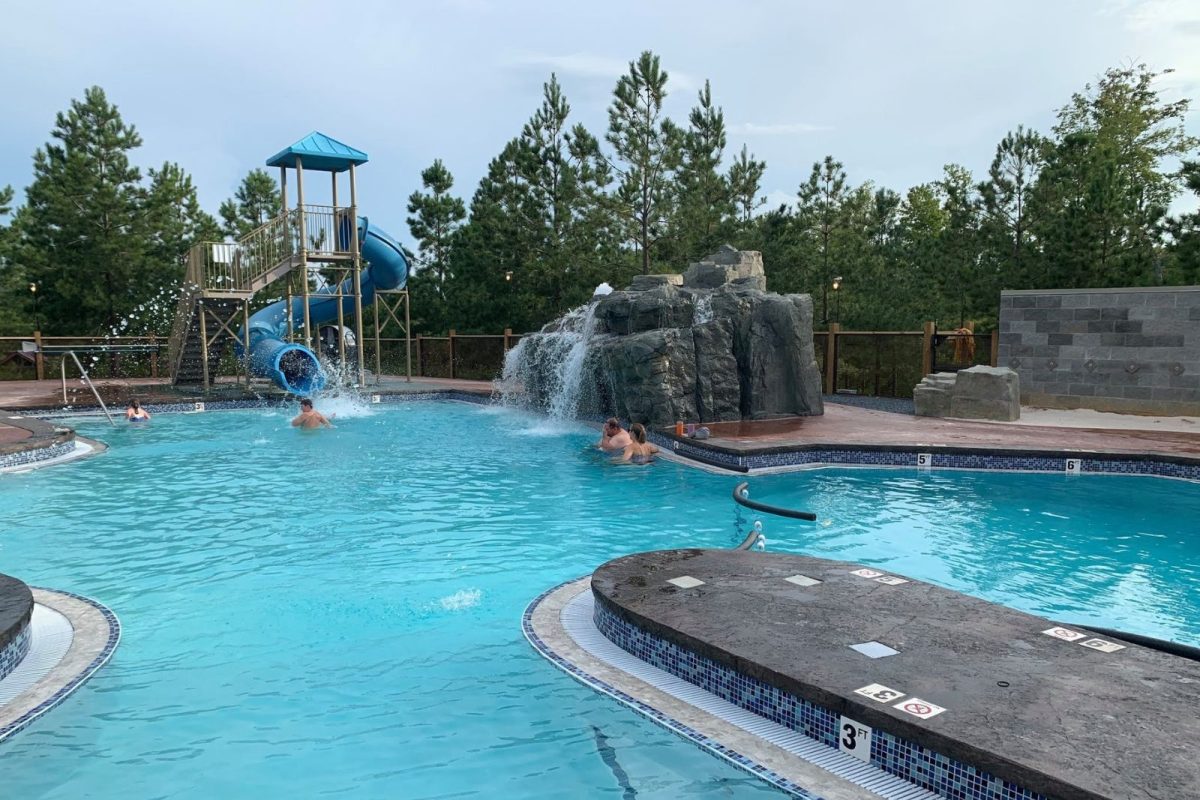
1;0;1198;250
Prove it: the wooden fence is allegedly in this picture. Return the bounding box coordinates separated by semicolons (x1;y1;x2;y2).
1;324;997;398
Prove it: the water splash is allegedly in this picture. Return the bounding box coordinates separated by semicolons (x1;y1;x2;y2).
437;588;482;611
694;293;713;325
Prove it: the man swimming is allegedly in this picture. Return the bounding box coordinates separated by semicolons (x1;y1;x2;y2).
598;418;632;451
291;398;334;430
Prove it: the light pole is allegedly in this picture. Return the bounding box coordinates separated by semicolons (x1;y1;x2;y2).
29;283;40;332
832;276;842;324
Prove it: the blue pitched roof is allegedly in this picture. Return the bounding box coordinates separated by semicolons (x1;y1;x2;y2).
265;131;369;172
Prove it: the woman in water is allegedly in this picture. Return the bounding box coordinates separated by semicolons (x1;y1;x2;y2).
617;423;659;465
125;399;151;422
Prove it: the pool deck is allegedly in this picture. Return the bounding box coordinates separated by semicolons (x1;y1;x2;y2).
592;548;1200;800
681;402;1200;461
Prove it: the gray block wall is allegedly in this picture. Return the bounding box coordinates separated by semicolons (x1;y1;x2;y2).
997;287;1200;415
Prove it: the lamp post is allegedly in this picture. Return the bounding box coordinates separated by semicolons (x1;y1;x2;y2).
29;282;40;331
832;276;842;324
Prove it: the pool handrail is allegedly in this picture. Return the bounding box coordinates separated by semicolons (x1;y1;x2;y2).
732;482;816;522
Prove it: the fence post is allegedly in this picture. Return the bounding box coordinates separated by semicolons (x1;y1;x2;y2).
921;321;935;376
33;330;45;381
824;322;840;395
415;334;423;377
150;334;158;378
503;328;512;352
448;329;457;379
990;330;999;367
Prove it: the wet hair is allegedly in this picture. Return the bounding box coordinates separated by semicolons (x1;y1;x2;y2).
127;400;140;411
300;399;313;409
605;417;620;431
629;423;647;444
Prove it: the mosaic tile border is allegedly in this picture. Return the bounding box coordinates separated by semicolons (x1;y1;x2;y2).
0;588;121;746
0;440;77;470
592;598;1048;800
648;430;1200;483
523;579;825;799
0;627;32;684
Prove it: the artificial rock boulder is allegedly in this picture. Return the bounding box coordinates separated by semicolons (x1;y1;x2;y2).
582;247;823;426
913;366;1020;421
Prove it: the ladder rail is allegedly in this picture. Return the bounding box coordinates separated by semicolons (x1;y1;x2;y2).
59;351;116;426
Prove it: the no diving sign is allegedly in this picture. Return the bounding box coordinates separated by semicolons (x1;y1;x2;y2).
893;697;946;720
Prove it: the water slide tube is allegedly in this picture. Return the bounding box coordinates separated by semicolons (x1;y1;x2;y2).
238;218;408;394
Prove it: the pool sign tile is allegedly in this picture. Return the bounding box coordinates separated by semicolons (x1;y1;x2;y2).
784;574;822;587
371;394;381;404
850;568;884;579
1042;626;1087;642
1080;638;1125;653
854;683;906;704
193;402;206;412
838;716;873;762
850;641;899;659
874;576;909;586
916;452;932;468
667;576;705;589
1065;458;1082;475
894;697;946;719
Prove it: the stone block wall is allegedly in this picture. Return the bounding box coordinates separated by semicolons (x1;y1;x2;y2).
997;286;1200;415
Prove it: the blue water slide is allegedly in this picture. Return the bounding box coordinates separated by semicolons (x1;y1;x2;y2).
238;217;408;394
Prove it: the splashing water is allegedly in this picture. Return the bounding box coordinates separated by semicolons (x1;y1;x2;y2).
694;293;713;325
498;301;603;420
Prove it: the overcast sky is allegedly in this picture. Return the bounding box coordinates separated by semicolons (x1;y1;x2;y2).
2;0;1197;248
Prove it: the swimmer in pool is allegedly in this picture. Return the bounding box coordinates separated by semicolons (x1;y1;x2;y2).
598;417;632;452
125;399;150;422
617;423;659;465
291;398;334;430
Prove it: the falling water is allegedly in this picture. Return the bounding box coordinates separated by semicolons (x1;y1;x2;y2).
693;293;713;325
498;301;603;420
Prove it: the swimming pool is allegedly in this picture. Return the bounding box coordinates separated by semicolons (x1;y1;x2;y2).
0;400;1197;798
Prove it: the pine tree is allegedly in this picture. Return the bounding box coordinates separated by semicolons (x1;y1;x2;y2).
795;156;850;320
978;126;1047;288
0;185;29;334
728;145;766;226
1165;160;1200;283
406;159;466;331
606;51;680;274
672;80;732;261
144;162;221;321
19;86;147;334
219;169;281;239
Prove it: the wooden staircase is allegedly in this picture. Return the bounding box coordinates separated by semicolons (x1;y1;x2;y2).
170;297;242;386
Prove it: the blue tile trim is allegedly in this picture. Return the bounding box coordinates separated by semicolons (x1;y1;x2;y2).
0;626;32;683
0;440;76;470
0;588;121;746
593;600;1048;800
648;431;1200;483
522;580;825;800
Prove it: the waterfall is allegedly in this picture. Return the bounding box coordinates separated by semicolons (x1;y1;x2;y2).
498;301;602;420
693;292;713;324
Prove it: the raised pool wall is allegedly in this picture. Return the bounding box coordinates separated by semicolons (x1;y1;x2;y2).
0;575;33;683
997;286;1200;416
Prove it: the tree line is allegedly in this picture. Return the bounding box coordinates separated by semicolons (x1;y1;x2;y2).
0;58;1197;341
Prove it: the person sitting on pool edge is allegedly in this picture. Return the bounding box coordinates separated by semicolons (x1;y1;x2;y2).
617;423;659;465
125;399;150;422
291;398;335;430
598;417;632;451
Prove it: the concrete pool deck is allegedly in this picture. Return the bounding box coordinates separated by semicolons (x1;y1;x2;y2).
682;402;1200;461
588;549;1200;800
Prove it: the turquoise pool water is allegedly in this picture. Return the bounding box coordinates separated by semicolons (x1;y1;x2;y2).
0;401;1198;798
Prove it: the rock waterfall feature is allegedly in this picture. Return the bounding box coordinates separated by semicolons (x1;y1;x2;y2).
501;246;824;426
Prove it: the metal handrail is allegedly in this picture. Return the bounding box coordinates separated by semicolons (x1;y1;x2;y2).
60;351;115;426
732;482;816;521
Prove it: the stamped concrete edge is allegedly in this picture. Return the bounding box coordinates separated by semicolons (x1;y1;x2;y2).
529;578;876;800
0;588;120;741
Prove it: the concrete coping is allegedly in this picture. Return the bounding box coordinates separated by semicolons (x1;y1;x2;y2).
592;548;1200;800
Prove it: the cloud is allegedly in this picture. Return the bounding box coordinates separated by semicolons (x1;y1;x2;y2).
505;51;700;91
728;122;830;136
1116;0;1200;97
